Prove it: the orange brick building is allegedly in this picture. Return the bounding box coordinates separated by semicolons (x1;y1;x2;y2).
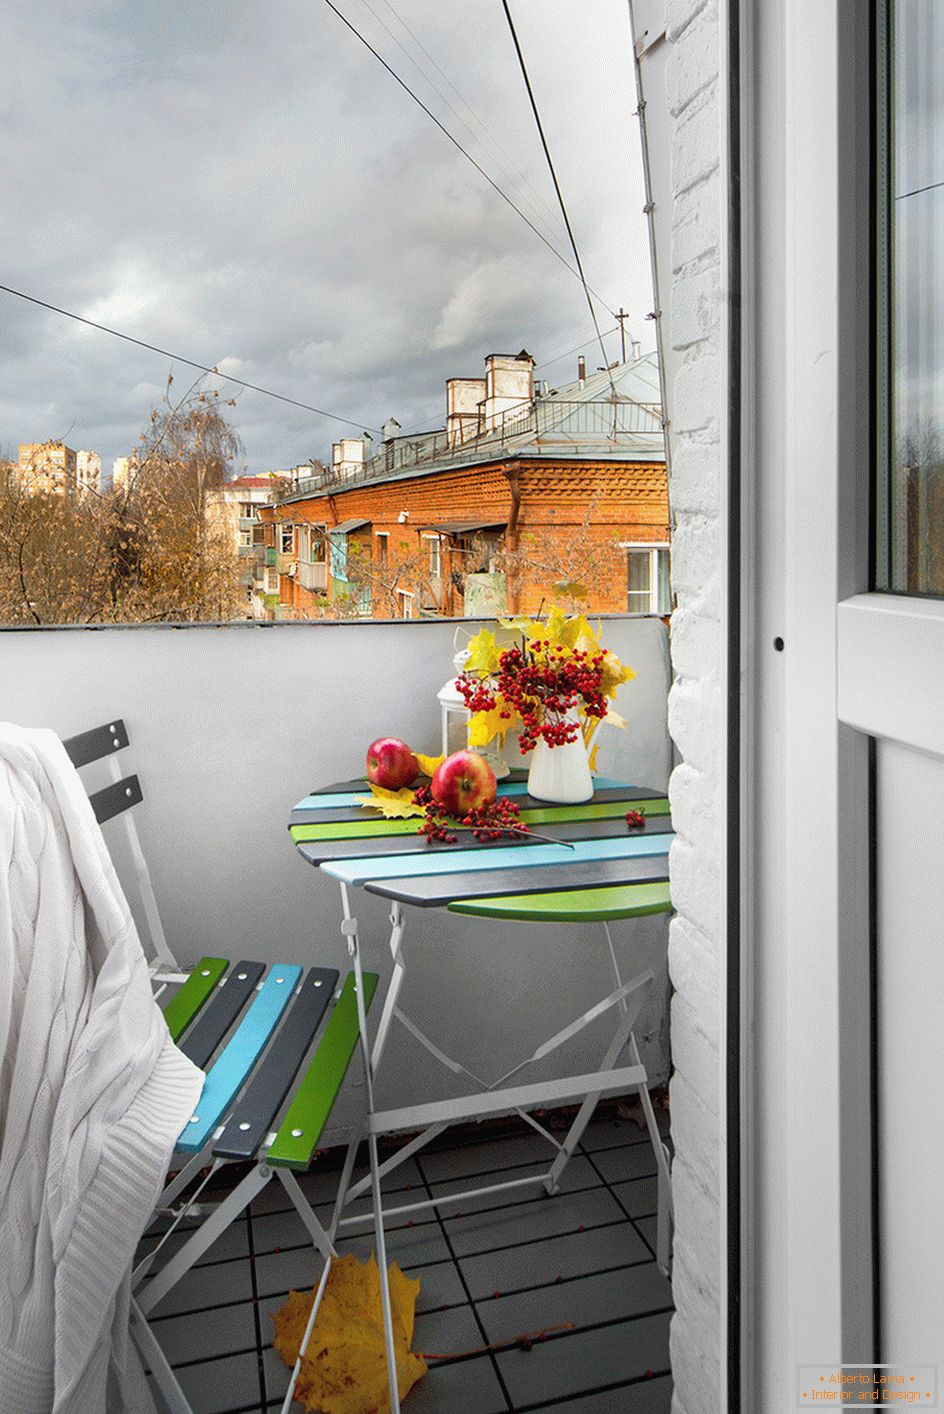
260;350;669;620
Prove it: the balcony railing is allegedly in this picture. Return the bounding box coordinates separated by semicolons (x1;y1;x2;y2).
297;560;328;592
270;397;665;503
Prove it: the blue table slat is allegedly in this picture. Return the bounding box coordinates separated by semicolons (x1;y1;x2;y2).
321;832;674;888
177;964;303;1153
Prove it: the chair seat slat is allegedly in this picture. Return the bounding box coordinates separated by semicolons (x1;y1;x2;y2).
161;957;229;1042
212;967;340;1161
177;964;303;1153
267;971;378;1170
177;961;265;1069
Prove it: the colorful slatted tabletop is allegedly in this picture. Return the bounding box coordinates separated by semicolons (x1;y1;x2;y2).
290;771;674;922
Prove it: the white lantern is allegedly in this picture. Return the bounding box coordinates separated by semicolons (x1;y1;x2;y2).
437;648;511;778
437;649;472;758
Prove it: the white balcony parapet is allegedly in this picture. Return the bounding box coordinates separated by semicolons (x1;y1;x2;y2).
298;560;328;592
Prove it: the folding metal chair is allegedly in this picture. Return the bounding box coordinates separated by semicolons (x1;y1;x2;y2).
63;721;375;1414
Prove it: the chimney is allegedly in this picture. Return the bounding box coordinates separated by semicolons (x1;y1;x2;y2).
382;417;401;442
577;355;586;386
631;339;641;362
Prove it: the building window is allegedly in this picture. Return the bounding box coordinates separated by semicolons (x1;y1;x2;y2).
624;545;671;614
397;589;414;619
427;535;442;578
279;524;294;554
377;533;388;571
239;501;255;520
239;528;253;548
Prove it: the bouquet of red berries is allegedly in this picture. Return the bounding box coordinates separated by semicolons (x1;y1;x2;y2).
457;637;610;753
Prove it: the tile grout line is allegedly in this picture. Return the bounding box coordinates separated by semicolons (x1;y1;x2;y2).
414;1147;517;1414
577;1142;660;1263
512;1364;673;1413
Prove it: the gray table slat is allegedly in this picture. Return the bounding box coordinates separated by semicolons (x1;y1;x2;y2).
296;813;674;867
177;961;266;1069
212;967;340;1161
363;853;671;908
289;784;662;827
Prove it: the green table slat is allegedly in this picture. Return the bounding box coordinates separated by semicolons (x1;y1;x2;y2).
161;956;229;1042
289;796;670;844
447;880;673;923
267;971;379;1170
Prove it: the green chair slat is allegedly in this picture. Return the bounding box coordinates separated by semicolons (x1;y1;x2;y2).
267;970;379;1170
289;796;670;844
161;956;229;1042
447;880;673;923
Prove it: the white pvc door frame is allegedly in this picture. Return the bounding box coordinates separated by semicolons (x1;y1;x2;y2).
738;1;878;1408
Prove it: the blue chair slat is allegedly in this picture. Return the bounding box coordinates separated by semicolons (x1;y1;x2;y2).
177;961;265;1069
213;966;340;1162
177;964;303;1153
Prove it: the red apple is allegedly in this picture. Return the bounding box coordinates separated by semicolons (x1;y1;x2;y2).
431;750;497;817
366;737;419;790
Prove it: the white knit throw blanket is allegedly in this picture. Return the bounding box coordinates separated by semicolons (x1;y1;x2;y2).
0;724;204;1413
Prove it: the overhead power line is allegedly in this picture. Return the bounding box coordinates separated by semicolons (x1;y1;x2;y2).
0;282;376;432
499;0;619;398
321;0;617;318
534;326;619;372
369;0;566;244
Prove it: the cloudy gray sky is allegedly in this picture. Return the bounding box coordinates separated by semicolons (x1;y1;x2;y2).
1;0;653;474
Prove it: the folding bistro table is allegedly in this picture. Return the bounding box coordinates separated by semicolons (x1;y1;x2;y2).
289;770;675;1414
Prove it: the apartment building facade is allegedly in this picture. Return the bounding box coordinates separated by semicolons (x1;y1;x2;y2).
261;349;670;620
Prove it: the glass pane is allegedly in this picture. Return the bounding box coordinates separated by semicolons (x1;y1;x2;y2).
627;550;651;612
882;1;944;594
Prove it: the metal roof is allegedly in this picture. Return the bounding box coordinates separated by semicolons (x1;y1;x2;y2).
330;517;371;534
418;518;507;535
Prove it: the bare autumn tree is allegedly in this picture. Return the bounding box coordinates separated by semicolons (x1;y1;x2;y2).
0;381;246;624
496;503;627;613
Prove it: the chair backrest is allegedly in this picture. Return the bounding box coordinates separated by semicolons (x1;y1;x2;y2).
62;719;179;973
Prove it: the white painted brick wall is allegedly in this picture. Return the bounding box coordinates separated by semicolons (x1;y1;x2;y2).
663;0;724;1411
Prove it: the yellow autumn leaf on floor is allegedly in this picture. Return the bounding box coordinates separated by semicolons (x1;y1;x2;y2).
272;1254;427;1414
414;752;443;778
353;785;423;818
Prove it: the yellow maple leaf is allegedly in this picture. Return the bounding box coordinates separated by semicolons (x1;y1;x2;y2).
464;627;502;675
467;704;515;748
273;1253;427;1414
604;707;629;730
353;785;424;818
414;751;443;778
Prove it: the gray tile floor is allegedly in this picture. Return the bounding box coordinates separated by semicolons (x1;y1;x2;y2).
142;1111;673;1414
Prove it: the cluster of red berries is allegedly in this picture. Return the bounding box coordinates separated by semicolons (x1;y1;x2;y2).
625;809;646;830
457;639;610;754
412;785;527;846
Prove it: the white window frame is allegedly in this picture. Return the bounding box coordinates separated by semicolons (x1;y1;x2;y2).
620;541;671;614
278;523;294;555
396;589;414;619
238;528;253;548
423;532;442;578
